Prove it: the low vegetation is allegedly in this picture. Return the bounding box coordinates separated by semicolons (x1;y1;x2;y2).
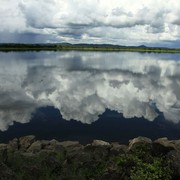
2;148;172;180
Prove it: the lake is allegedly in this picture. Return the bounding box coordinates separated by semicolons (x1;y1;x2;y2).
0;51;180;144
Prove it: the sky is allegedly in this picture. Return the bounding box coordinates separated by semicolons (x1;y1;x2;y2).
0;0;180;47
0;51;180;131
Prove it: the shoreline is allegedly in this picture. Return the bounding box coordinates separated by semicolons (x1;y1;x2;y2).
1;135;180;179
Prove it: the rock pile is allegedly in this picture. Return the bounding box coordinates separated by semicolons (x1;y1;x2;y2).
0;136;180;180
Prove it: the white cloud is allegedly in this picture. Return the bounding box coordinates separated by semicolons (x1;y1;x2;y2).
0;51;180;131
0;0;180;45
0;0;26;32
19;0;60;29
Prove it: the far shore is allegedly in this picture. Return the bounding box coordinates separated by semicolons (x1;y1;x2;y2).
1;43;180;53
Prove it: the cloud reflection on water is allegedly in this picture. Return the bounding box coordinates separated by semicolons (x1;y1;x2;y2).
0;52;180;131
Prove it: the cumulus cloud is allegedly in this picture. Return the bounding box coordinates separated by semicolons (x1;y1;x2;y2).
0;51;180;131
19;0;60;29
0;0;180;45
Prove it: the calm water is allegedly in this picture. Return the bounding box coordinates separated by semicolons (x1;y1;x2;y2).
0;51;180;144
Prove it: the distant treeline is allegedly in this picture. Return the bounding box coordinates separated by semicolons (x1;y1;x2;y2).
0;43;180;53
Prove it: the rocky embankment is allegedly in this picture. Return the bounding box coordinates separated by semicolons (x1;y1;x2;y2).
0;136;180;180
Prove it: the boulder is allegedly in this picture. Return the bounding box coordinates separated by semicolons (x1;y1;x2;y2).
0;144;7;149
49;139;59;146
59;141;84;159
173;140;180;150
49;139;65;152
19;135;36;151
154;138;180;150
40;140;66;155
84;142;111;161
92;140;111;147
40;140;52;149
128;136;152;151
59;141;83;152
27;141;42;153
59;141;80;148
154;137;175;148
153;137;176;155
7;138;19;152
110;143;128;155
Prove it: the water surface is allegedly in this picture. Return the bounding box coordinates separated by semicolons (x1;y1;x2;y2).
0;51;180;143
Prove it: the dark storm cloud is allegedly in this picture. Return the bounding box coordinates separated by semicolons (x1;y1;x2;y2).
58;29;85;39
0;32;56;43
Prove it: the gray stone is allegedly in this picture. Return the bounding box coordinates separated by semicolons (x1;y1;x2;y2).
40;140;51;149
59;141;80;148
0;144;7;150
49;139;59;145
92;140;111;147
110;143;128;155
7;138;19;152
60;141;84;158
27;141;42;153
19;135;36;150
128;136;152;150
59;141;83;154
174;140;180;150
153;137;176;155
154;138;180;150
48;139;65;152
40;140;65;154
